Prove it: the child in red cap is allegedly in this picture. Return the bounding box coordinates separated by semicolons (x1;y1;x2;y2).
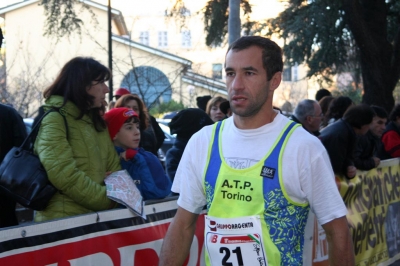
104;108;172;200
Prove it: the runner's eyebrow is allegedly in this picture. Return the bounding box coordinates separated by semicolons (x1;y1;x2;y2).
225;66;258;72
243;66;258;72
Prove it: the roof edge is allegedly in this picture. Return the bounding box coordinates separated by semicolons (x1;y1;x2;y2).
0;0;128;35
112;35;192;66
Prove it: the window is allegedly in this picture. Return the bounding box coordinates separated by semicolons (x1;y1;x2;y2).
139;31;149;46
292;63;299;82
212;63;223;79
180;7;191;16
282;67;292;81
283;63;299;82
120;66;172;108
181;30;191;48
158;31;168;48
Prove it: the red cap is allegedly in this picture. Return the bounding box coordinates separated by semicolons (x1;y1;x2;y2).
114;88;131;97
104;108;139;139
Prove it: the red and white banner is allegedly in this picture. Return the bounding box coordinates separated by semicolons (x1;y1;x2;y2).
0;199;204;266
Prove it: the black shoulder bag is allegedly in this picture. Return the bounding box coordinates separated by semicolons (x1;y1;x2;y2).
0;109;68;211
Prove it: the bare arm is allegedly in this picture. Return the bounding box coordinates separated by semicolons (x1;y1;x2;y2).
159;207;199;266
322;216;355;266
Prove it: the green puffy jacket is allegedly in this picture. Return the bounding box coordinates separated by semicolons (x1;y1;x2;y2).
34;96;121;222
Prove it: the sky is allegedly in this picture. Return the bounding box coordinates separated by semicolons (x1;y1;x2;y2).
1;0;285;22
95;0;285;21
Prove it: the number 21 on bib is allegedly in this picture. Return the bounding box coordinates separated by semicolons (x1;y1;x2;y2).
205;215;268;266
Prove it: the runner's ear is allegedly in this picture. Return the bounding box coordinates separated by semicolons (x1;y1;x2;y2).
269;72;282;92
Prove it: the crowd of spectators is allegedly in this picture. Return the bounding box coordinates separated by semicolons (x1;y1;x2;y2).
292;88;397;180
2;60;400;228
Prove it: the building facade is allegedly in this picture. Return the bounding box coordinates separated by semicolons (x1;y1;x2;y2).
0;0;227;116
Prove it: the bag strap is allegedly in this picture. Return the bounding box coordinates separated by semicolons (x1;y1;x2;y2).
20;108;69;150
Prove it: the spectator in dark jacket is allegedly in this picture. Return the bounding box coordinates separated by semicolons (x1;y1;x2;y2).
353;106;388;170
381;104;400;159
166;108;213;183
320;104;375;179
0;104;27;227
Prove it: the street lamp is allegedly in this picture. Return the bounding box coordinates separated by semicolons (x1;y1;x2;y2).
108;0;113;101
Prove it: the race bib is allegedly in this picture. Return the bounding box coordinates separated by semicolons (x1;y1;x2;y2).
205;215;268;266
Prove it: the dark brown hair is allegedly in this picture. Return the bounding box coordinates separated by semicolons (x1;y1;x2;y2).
227;36;283;81
389;104;400;122
319;96;335;128
43;57;110;131
326;96;353;121
124;116;140;124
343;104;375;129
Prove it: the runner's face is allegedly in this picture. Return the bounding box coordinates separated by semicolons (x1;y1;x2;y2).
225;46;272;118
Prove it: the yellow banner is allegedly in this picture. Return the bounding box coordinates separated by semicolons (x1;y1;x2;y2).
338;158;400;266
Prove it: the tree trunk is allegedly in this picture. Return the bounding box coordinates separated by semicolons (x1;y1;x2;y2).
228;0;241;45
360;55;395;114
342;0;400;114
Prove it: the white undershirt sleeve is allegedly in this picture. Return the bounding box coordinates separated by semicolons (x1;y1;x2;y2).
172;128;210;214
298;141;348;225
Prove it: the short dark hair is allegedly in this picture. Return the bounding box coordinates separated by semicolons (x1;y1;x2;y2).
227;36;283;81
315;89;332;101
343;104;375;129
389;104;400;122
43;57;110;131
370;105;388;119
124;116;140;124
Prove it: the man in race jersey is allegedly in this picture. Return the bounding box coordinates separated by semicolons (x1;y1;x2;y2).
159;36;354;266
